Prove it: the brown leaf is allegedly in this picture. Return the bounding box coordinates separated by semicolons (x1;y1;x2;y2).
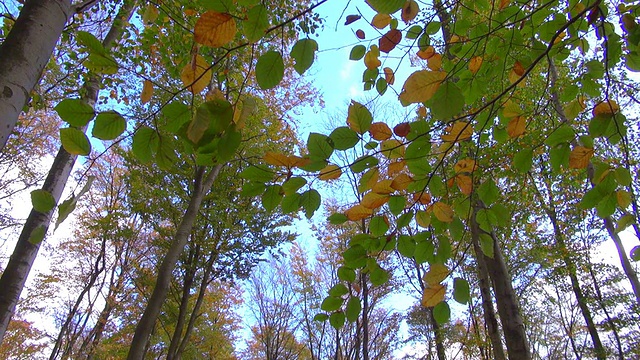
441;121;472;142
432;202;454;222
402;0;419;23
361;192;390;209
345;14;361;25
379;29;402;53
141;80;153;104
180;55;212;93
391;173;413;191
383;67;395;85
469;56;483;74
369;122;393;141
394;122;411;137
507;116;526;138
568;146;594;169
319;164;342;180
592;100;619;116
194;12;237;47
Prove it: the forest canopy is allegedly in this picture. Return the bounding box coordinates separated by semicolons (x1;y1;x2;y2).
0;0;640;359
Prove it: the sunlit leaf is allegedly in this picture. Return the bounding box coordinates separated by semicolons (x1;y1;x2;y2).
592;100;619;116
345;204;374;220
180;55;212;93
399;70;446;105
371;13;391;28
319;164;342;180
421;284;446;307
423;263;449;287
194;11;236;47
369;122;392;140
141;79;153;104
372;179;394;194
441;121;472;142
60;128;91;156
361;192;390;209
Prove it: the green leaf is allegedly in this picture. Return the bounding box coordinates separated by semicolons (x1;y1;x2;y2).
262;185;283;211
631;246;640;261
350;155;378;173
31;189;55;213
162;101;191;133
349;45;367;60
513;148;533;173
414;235;434;263
346;297;362;322
478;179;500;206
330;127;360;150
614;167;632;187
337;266;357;282
348;101;373;134
369;216;389;236
388;196;406;215
156;136;178;170
397;235;416;258
60;127;91;156
28;225;46;245
365;0;404;14
202;0;233;11
314;313;329;322
54;176;94;231
291;38;318;75
479;233;494;258
369;265;389;286
241;182;265;197
281;193;300;213
329;283;349;297
240;165;274;183
329;311;346;329
132;126;159;164
244;4;269;42
55;99;95;127
397;211;414;228
453;278;470;304
549;143;570;172
76;31;106;55
615;214;635;233
85;53;119;74
430;81;464;119
545;124;575;147
426;21;441;35
376;77;387;95
433;301;450;324
307;133;334;160
321;296;343;312
256;51;284;89
282;177;307;195
328;213;348;225
596;193;616;218
300;189;321;218
406;25;423;39
216;130;242;162
92;111;126;140
343;244;367;268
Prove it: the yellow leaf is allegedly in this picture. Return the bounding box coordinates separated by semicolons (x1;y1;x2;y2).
568;146;594;169
180;55;212;93
383;67;395;85
441;121;472;142
617;190;631;209
454;158;477;174
455;174;473;195
264;151;292;167
399;70;446;105
417;45;435;60
427;53;442;70
141;80;153;104
502;100;522;118
593;100;619;116
319;164;342;180
416;210;431;228
372;179;394;194
401;0;419;23
469;56;483;74
507;116;526;138
423;263;449;287
369;122;393;141
391;173;413;191
371;13;391;29
291;156;312;168
233;97;257;130
364;50;381;70
387;160;406;176
361;192;390;209
421;284;446;307
381;139;405;159
194;11;237;47
413;192;432;205
432;202;454;222
345;204;373;221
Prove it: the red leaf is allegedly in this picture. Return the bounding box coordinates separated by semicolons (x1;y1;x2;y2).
379;29;402;53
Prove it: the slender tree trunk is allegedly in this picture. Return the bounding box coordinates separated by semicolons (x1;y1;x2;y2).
0;1;135;342
127;164;223;360
361;272;369;360
0;0;72;150
428;307;447;360
471;204;531;360
470;227;507;360
166;245;198;360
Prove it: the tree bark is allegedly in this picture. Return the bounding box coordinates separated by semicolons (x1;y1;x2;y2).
0;0;72;151
471;204;531;360
0;1;135;342
126;164;223;360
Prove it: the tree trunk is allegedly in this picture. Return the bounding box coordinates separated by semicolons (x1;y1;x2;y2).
166;245;198;360
428;307;447;360
126;164;223;360
470;227;506;360
471;204;531;360
0;1;135;342
0;0;72;150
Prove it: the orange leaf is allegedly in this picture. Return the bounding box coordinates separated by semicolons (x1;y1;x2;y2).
427;53;442;70
264;151;293;167
180;55;212;93
507;116;526;138
499;0;511;10
379;29;402;53
454;158;477;174
371;13;391;29
364;49;381;69
432;202;454;222
417;45;435;60
361;192;390;209
345;204;373;221
592;100;619;116
319;164;342;180
469;56;483;74
141;79;153;104
194;12;237;47
369;122;393;140
513;61;525;76
291;156;311;168
391;173;413;191
421;284;446;307
372;179;394;194
387;160;406;176
383;67;395;85
413;192;432;205
568;146;594;169
399;70;446;105
441;121;472;142
401;0;419;23
423;263;449;287
456;175;473;195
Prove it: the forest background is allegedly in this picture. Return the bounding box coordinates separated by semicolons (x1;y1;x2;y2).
0;0;640;359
